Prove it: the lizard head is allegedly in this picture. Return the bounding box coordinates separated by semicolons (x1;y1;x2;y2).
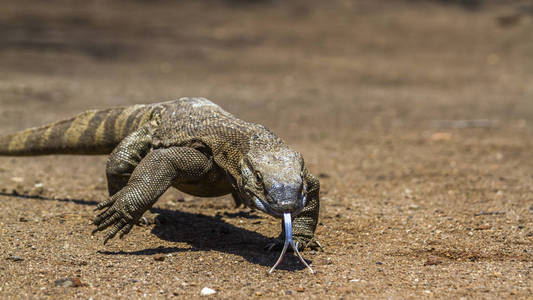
239;146;307;218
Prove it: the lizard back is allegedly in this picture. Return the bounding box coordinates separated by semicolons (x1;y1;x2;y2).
153;98;286;182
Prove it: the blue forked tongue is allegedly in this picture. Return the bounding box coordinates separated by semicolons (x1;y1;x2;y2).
269;213;315;274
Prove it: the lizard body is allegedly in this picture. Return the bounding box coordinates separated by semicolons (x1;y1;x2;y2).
0;98;320;253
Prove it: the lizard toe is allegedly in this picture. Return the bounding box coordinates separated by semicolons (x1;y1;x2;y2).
119;223;134;239
95;197;116;211
93;207;116;225
103;219;128;244
92;211;121;234
293;236;324;251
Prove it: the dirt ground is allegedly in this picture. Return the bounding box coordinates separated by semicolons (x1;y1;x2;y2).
1;0;532;298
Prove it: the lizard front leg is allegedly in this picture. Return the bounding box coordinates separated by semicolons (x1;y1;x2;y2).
93;146;211;244
292;172;321;250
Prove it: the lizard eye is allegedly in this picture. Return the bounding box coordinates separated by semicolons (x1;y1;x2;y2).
255;171;263;183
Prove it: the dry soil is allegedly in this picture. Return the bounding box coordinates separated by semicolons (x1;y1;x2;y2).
0;0;532;299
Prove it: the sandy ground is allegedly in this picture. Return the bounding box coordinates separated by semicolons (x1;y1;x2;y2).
0;0;532;298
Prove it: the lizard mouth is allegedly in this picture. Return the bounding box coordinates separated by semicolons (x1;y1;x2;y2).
253;197;282;217
253;196;304;218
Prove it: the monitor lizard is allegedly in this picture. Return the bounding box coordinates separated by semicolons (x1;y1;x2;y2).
0;97;321;272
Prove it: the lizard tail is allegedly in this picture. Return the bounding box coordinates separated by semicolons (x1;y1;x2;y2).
0;104;158;156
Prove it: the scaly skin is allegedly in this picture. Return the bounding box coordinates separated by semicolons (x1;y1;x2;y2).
0;98;321;250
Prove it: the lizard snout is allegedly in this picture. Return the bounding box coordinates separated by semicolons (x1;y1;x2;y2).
265;182;304;214
270;200;302;214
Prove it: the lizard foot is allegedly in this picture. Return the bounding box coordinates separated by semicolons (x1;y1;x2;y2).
92;198;140;244
96;198;159;226
265;236;324;252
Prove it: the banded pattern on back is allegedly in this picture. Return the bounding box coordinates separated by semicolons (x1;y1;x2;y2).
0;104;159;156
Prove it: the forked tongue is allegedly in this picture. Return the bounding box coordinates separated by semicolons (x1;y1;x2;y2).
269;213;314;274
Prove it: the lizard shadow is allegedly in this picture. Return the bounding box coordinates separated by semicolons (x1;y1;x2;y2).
0;191;99;206
219;210;262;219
102;207;309;271
0;191;309;271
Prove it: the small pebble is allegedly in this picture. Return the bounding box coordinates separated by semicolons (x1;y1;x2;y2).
376;261;383;265
6;255;24;262
255;291;263;296
318;173;330;179
475;224;491;230
54;278;82;287
316;258;332;265
296;287;305;292
430;132;452;141
285;290;293;295
424;256;442;266
153;254;166;261
200;287;216;296
11;177;24;183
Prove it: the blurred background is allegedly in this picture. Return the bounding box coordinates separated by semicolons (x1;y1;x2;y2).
1;0;532;139
1;1;532;298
